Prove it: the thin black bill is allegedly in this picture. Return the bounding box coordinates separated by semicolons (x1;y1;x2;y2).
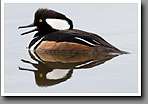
18;23;38;35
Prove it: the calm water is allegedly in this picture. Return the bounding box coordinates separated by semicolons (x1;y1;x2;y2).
4;3;138;93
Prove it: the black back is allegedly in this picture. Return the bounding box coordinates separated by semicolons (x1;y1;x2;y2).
41;29;118;49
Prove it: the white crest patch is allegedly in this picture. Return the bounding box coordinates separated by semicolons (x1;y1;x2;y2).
46;19;70;30
46;69;71;80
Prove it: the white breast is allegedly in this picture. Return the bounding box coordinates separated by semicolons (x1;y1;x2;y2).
46;18;70;30
30;37;44;50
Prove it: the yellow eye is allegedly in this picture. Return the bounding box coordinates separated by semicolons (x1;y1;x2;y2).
39;19;43;23
39;73;43;78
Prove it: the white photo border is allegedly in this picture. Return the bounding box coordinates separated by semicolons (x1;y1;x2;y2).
1;0;141;96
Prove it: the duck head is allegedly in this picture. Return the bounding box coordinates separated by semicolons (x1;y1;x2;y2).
18;8;73;35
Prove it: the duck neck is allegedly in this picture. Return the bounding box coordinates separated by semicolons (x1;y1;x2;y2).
34;28;58;38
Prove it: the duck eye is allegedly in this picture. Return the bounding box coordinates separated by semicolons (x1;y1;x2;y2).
39;19;43;23
39;73;43;78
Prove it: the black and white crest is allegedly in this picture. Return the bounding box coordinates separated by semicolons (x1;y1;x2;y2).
46;18;70;30
34;8;73;30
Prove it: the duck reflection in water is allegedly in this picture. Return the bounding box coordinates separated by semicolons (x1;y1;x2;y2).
19;51;118;87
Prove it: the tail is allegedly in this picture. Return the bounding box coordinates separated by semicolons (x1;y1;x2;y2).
107;50;129;56
119;50;130;54
94;46;129;55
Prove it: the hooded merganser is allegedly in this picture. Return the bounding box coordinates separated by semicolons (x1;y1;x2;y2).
18;8;128;54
